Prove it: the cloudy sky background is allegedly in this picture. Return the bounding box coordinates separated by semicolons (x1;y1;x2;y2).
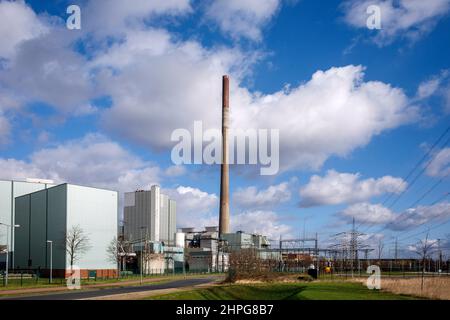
0;0;450;257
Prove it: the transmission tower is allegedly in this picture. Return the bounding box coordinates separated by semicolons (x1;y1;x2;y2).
328;217;371;276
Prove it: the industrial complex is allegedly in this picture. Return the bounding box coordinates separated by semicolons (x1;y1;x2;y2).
0;177;275;278
0;76;277;279
2;75;445;284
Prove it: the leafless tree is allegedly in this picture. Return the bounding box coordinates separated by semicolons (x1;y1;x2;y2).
65;225;91;271
227;248;279;282
106;236;132;276
377;240;384;265
412;232;437;291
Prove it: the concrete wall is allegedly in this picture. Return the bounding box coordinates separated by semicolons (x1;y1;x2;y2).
223;232;254;250
14;192;31;268
159;194;169;244
47;185;68;269
66;184;118;270
14;184;67;269
124;186;176;245
150;185;160;242
14;184;117;271
169;200;176;245
124;190;152;242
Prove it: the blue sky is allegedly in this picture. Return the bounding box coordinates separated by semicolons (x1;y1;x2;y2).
0;0;449;257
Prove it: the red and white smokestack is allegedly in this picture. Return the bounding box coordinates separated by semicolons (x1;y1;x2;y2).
219;75;230;236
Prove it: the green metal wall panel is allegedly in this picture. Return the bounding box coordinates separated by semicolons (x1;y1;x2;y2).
14;195;30;269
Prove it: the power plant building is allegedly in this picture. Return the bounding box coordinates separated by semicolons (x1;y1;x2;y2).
0;179;54;267
123;185;176;245
13;183;118;276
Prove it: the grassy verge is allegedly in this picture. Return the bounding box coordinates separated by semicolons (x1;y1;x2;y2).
0;273;222;292
146;281;419;300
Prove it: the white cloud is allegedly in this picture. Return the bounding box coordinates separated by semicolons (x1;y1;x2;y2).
343;0;450;46
204;0;281;41
340;202;395;224
236;65;417;171
0;3;419;174
415;70;450;110
338;201;450;232
299;170;407;207
389;201;450;230
165;165;187;177
231;210;293;239
0;30;96;114
0;0;191;115
97;30;256;150
161;187;293;238
163;186;218;227
233;181;291;208
417;78;442;99
84;0;191;36
99;46;417;171
0;0;48;58
445;85;450;113
152;184;295;238
427;147;450;177
0;112;10;145
408;238;439;253
0;133;161;192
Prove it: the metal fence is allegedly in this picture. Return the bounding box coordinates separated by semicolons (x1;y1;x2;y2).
0;268;221;287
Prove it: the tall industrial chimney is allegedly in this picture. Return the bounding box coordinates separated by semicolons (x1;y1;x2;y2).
219;75;230;237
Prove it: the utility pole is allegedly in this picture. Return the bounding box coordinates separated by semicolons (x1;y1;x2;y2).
315;233;319;276
438;238;442;272
394;237;398;260
350;217;357;277
279;235;282;272
394;237;398;272
139;226;147;284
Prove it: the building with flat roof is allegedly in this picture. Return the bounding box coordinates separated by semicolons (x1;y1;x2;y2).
123;185;176;245
223;231;271;251
0;179;54;268
13;183;118;277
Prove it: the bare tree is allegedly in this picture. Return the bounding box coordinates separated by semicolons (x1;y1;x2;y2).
412;232;437;291
66;225;91;271
227;248;279;282
106;236;132;277
377;240;384;265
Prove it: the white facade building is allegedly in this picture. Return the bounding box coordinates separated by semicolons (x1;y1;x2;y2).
124;185;176;245
14;183;118;274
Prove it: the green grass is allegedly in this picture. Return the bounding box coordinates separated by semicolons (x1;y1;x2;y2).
0;273;222;291
147;281;419;300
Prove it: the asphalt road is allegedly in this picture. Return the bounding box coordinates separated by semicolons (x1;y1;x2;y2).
2;277;217;300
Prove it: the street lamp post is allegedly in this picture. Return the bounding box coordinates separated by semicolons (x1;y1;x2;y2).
47;240;53;284
0;223;20;286
139;226;147;285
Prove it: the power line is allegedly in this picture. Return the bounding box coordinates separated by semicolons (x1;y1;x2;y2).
386;135;450;210
363;190;449;245
356;125;450;233
388;214;450;244
360;147;449;236
380;124;450;208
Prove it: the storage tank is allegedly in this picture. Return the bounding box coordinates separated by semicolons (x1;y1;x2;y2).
175;232;185;248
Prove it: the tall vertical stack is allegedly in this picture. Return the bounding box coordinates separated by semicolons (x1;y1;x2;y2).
219;75;230;237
